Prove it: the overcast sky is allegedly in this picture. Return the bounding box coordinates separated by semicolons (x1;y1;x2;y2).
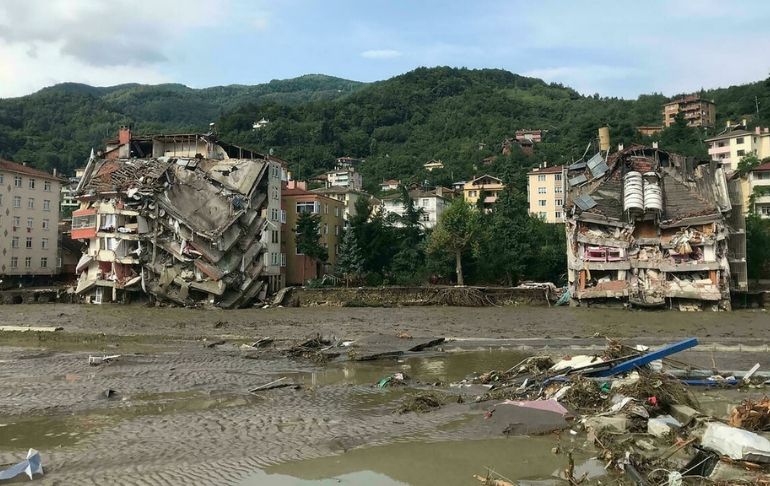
1;0;769;99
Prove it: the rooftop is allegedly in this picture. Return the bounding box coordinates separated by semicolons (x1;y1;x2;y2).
0;159;63;181
752;161;770;172
704;129;753;143
528;165;564;175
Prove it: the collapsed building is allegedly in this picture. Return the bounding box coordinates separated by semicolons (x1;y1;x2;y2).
565;145;747;310
71;128;286;307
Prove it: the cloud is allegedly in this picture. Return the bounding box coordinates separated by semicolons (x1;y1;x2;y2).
360;49;402;59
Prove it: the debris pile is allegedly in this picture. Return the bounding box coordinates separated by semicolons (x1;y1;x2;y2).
458;338;770;484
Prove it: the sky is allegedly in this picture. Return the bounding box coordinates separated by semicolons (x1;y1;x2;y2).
1;0;769;99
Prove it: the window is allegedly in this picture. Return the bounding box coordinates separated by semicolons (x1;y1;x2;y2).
13;196;21;208
27;217;33;228
296;201;316;214
335;207;340;217
26;237;32;248
41;257;48;268
556;199;563;206
42;219;49;230
555;211;562;219
280;209;286;223
29;178;35;189
538;212;547;219
28;198;34;209
281;253;287;267
0;194;2;206
554;174;562;181
44;181;51;192
13;216;20;227
537;175;546;181
0;174;3;183
421;213;430;222
24;256;31;268
42;238;49;249
271;230;279;244
421;198;429;207
14;175;22;187
270;208;279;221
737;150;745;157
10;257;18;268
555;186;563;193
43;199;50;211
335;225;340;236
762;206;770;216
537;187;547;194
12;236;19;248
736;137;744;144
538;200;546;207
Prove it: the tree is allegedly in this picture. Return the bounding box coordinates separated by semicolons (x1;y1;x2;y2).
295;212;328;282
737;154;761;176
746;214;770;280
336;228;365;286
428;198;481;286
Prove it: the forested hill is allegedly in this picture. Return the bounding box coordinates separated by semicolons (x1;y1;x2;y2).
1;67;768;192
0;74;362;173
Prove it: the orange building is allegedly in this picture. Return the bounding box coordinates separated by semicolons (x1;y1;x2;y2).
281;181;345;285
662;95;716;128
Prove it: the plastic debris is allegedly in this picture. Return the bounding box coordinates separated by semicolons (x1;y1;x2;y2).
0;449;43;481
701;422;770;463
88;354;121;366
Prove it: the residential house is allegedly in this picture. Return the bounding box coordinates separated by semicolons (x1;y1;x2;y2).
281;180;345;285
423;160;445;172
463;175;504;210
72;128;283;306
335;157;363;169
564;145;745;310
705;124;770;171
252;118;269;130
381;186;454;229
0;159;63;279
380;179;401;192
515;129;543;143
324;166;363;190
662;95;716;128
527;164;565;223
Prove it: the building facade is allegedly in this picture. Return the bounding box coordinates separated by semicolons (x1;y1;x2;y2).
281;181;345;285
515;129;543;143
324;167;363;190
706;126;770;171
564;145;742;310
381;187;453;229
311;187;375;222
527;164;565;223
463;175;504;210
0;160;62;278
739;161;770;218
662;95;716;128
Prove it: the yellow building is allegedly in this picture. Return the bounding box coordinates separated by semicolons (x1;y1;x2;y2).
706;125;770;172
463;175;504;210
527;164;565;223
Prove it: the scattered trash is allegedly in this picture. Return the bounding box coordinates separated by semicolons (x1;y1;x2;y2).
0;449;43;481
102;388;118;399
646;415;681;437
701;422;770;463
0;326;62;332
398;392;445;414
88;354;121;366
249;377;297;393
377;372;407;388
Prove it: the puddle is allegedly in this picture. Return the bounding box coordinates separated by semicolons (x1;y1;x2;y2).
291;349;531;387
0;391;259;451
251;436;601;486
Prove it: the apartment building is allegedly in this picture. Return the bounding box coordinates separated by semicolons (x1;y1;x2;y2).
738;161;770;218
324;167;363;190
706;125;770;171
527;164;565;223
662;95;716;128
0;160;62;278
311;187;375;222
381;186;454;229
463;175;504;210
281;181;345;285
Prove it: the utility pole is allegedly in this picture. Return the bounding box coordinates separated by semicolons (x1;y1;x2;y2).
756;96;760;114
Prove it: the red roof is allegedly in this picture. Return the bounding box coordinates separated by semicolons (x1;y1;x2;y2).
527;165;564;175
752;161;770;172
0;159;62;180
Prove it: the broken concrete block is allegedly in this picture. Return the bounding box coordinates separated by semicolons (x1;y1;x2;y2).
647;415;681;437
669;404;701;424
584;416;628;433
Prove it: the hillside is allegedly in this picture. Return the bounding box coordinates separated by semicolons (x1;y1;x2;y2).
0;74;363;174
1;67;768;188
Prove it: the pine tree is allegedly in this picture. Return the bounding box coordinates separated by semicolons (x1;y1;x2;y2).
336;228;365;286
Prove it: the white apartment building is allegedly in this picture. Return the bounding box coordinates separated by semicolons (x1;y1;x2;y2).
325;167;363;191
381;187;453;229
0;159;62;278
706;125;770;171
527;164;565;223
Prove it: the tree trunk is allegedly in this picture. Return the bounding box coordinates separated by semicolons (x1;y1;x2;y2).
455;250;464;286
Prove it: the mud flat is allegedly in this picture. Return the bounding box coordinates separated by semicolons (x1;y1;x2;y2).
0;304;768;485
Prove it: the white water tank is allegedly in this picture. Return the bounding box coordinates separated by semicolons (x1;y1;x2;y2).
624;171;644;211
643;172;663;211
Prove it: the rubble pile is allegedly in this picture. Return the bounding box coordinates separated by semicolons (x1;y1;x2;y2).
456;338;770;484
73;151;279;308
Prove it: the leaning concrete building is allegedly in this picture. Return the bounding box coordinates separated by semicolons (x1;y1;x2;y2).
564;145;746;310
72;128;285;307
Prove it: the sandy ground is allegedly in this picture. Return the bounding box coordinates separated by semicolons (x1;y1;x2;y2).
0;304;768;485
